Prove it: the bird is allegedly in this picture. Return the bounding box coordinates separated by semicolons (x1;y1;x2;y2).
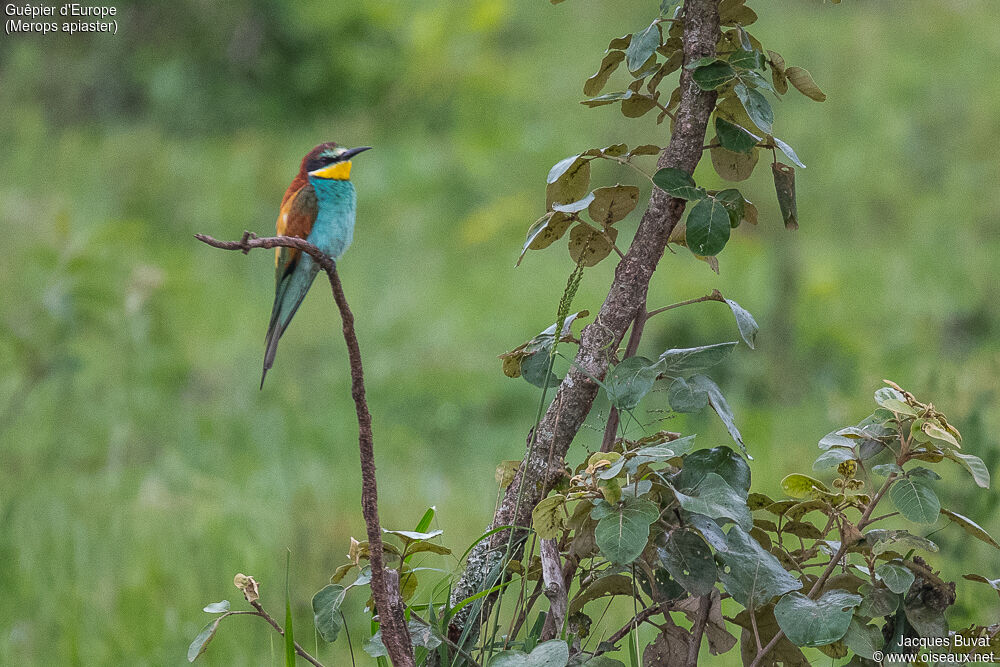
261;142;372;387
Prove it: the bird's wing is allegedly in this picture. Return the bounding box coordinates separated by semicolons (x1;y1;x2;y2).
274;182;319;282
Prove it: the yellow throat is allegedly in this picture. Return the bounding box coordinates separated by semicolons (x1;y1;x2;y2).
311;161;352;180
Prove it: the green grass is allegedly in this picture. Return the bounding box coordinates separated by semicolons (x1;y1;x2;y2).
1;1;997;664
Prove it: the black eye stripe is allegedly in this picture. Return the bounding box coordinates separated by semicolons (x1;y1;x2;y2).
306;152;344;172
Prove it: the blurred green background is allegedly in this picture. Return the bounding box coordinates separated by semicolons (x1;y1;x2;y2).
1;1;997;664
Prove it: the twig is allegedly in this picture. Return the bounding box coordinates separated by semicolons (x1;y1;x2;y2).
749;604;764;655
196;232;415;667
539;538;568;640
592;602;667;656
246;600;325;667
686;595;711;667
644;289;725;321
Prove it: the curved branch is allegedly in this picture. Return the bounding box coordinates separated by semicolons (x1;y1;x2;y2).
196;232;416;667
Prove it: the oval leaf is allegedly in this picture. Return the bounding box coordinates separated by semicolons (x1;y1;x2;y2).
734;82;773;133
889;478;940;524
594;496;659;564
651;167;705;201
584;50;625;97
625;21;660;72
588;185;640;225
774;590;862;648
312;584;346;643
940;508;1000;550
785;66;826;102
875;563;914;595
568;223;616;267
686;197;732;256
187;618;223;662
710;145;759;182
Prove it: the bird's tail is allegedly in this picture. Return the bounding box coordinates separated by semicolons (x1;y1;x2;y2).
261;257;320;388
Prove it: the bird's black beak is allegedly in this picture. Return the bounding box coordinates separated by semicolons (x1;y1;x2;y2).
341;146;373;161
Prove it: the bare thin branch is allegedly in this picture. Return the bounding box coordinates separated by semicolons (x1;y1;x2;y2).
196;232;416;667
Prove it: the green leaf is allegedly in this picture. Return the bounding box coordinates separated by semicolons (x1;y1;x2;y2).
963;574;1000;599
580;92;628;107
903;602;947;639
734;82;773;133
584;50;626;97
627;143;661;157
689;375;748;456
414;506;435;533
187;617;223;662
312;585;346;643
856;583;900;617
594;495;659;564
518;212;573;265
818;431;855;450
864;529;939;556
940;508;1000;550
728;49;764;71
552;192;595;213
658;342;737;377
879;398;918;417
202;601;230;614
605;356;659;410
672;472;752;530
772;137;806;168
714;188;746;228
715;116;760;154
532;494;567;539
944;449;990;489
710;145;759;182
774;590;861;648
651;167;705;201
588;185;640;225
627;435;697;472
383;528;444;543
889;477;940;524
621;93;657;118
780;474;829;499
489;639;571;667
405;542;452;556
921;421;961;449
871;463;904;477
842;619;884;660
546;157;591;208
567;222;617;267
686;197;732;256
875;563;914;594
785;66;826;102
667;377;709;413
674;446;751;495
547;154;582;184
520;350;558;388
772;162;798;230
812;447;855;471
659;529;718;596
569;573;632;614
724;298;758;348
717;525;802;608
625;21;660;72
692;60;736;90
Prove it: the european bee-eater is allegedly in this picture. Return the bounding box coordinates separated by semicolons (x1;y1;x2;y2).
261;142;372;387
